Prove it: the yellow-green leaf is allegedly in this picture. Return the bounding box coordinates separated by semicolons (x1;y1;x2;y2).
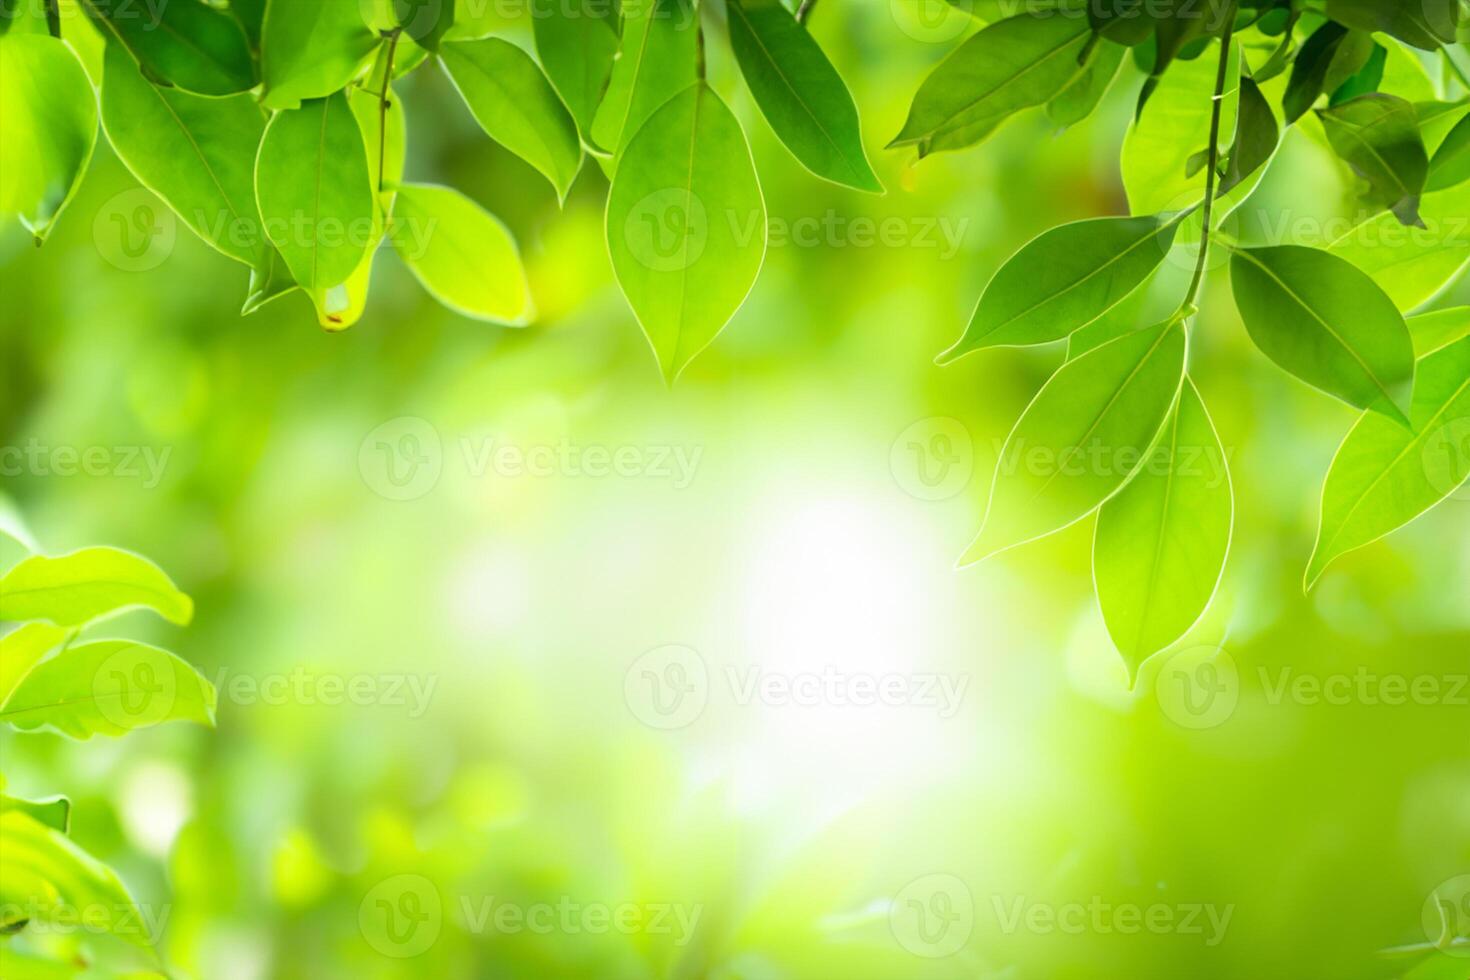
0;546;193;627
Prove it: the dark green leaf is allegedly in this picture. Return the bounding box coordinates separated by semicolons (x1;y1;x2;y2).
1327;42;1385;105
1219;74;1279;195
82;0;256;96
1046;37;1125;128
531;0;619;146
1317;94;1428;226
1283;21;1348;123
395;0;454;49
1325;0;1459;50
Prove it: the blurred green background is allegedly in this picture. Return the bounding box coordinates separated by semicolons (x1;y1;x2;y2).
2;1;1469;977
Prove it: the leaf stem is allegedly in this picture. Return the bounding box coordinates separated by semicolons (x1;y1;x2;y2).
44;0;61;37
377;28;403;194
1183;11;1237;312
796;0;817;24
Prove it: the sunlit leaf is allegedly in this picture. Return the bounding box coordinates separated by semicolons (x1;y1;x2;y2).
531;0;618;145
0;623;67;709
0;789;71;834
1407;307;1470;356
1318;94;1428;226
590;0;698;169
1046;37;1125;129
0;546;193;627
260;0;381;110
1328;180;1470;311
82;0;255;96
1426;111;1470;191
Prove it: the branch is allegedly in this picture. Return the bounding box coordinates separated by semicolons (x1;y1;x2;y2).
377;28;403;194
796;0;817;24
1183;11;1237;312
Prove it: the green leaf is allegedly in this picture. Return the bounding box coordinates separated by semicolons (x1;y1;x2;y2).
0;810;149;945
1426;111;1470;191
939;212;1184;361
389;183;534;324
1046;37;1125;129
395;0;454;50
961;319;1187;565
0;623;67;709
0;34;98;243
889;12;1091;157
1229;245;1415;424
1284;22;1349;124
1327;41;1385;105
243;247;299;315
0;946;85;980
309;244;377;331
1;639;216;738
260;0;382;110
727;0;881;192
1318;94;1428;226
230;0;267;50
1094;379;1233;676
255;92;376;292
1325;0;1460;50
0;792;71;834
606;82;766;383
1219;74;1279;195
0;546;193;627
100;43;269;268
531;0;618;145
1327;181;1470;312
590;0;698;171
439;37;584;201
1408;307;1470;356
1307;336;1470;587
82;0;255;96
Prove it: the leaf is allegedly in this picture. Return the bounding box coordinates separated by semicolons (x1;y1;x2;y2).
590;0;698;169
1229;245;1415;424
1219;75;1279;195
255;92;376;292
1325;0;1460;50
939;212;1184;361
1094;379;1233;675
0;792;71;834
0;623;67;709
1327;41;1385;105
1046;37;1125;128
439;37;584;201
1427;111;1470;191
259;0;382;110
100;43;269;268
1327;180;1470;311
1283;22;1349;124
0;546;193;627
309;246;376;331
395;0;454;50
1407;307;1470;356
2;639;216;738
961;319;1187;565
389;183;534;324
727;0;881;192
889;12;1091;157
531;0;619;144
0;34;98;243
1318;94;1428;226
81;0;255;96
1307;336;1470;587
243;248;299;315
606;82;766;383
0;946;84;979
0;810;149;945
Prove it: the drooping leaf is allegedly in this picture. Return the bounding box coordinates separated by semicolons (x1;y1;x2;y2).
0;34;98;243
1219;74;1280;195
1283;22;1349;123
1318;94;1428;226
1321;30;1377;101
0;811;148;945
939;212;1184;361
606;82;766;383
309;245;376;332
0;546;193;627
390;183;534;325
255;92;376;292
727;0;881;192
0;945;84;979
101;43;269;268
1407;307;1470;356
81;0;255;96
590;0;698;168
889;12;1091;157
0;623;67;708
1307;336;1470;587
395;0;454;50
1427;111;1470;191
1328;180;1470;311
1094;379;1233;675
1229;245;1415;424
1325;0;1460;50
259;0;382;110
243;248;299;315
1327;41;1385;105
230;0;266;49
1046;37;1125;129
1;640;216;738
961;318;1187;564
531;0;619;145
439;36;584;201
0;791;70;834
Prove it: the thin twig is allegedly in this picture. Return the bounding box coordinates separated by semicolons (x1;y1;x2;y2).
377;29;402;194
44;0;61;37
796;0;817;25
1183;10;1238;312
